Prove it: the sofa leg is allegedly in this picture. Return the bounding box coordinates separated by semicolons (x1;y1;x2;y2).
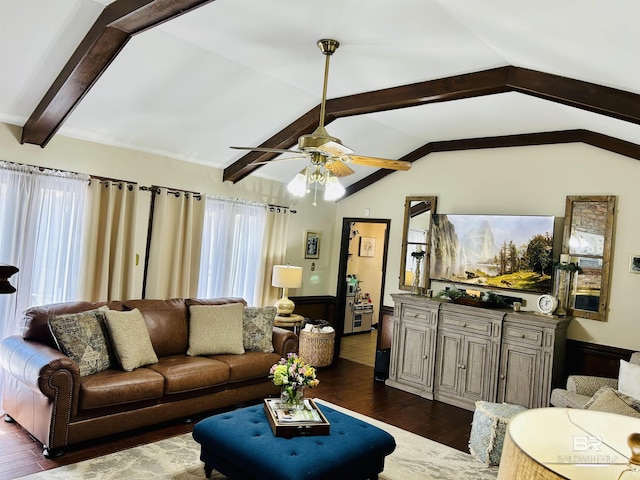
43;446;65;459
4;414;15;423
204;465;213;478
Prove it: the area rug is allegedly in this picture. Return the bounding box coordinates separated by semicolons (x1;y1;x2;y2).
18;399;498;480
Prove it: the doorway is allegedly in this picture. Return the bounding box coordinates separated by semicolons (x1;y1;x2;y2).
335;218;390;367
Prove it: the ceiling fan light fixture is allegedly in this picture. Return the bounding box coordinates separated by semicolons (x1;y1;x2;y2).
324;173;345;202
287;168;308;197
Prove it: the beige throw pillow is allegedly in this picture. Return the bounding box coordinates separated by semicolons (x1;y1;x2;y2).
187;303;245;356
104;308;158;371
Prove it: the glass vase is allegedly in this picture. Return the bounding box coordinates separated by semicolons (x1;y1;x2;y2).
280;386;305;409
411;257;422;295
554;268;572;317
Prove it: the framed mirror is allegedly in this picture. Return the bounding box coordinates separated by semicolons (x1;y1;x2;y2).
399;196;437;292
562;195;616;321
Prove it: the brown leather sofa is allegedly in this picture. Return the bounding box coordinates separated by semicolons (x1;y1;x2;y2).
0;297;298;458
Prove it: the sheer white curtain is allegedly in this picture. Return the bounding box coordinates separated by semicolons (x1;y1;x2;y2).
0;161;88;403
197;197;267;306
79;180;139;301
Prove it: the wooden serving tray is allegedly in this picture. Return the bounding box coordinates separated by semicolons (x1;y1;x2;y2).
263;398;330;438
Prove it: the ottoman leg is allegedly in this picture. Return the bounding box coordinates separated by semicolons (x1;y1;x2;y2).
204;464;213;478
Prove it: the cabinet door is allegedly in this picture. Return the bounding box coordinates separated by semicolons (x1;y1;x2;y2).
497;342;540;408
396;320;432;390
434;329;463;397
460;335;492;403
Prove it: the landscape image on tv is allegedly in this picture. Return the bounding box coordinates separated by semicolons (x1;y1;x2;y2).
430;214;555;294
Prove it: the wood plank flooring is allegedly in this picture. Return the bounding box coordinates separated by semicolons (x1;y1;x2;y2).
0;359;473;479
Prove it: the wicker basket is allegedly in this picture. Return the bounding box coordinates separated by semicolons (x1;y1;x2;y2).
298;330;335;367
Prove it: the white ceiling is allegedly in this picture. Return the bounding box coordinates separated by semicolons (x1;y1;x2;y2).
1;0;639;190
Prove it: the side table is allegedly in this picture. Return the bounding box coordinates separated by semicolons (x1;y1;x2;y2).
274;313;304;335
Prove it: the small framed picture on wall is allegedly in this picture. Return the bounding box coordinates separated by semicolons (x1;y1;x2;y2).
630;254;640;273
304;231;321;259
359;236;375;257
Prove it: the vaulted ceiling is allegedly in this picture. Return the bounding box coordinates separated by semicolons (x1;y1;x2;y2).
1;0;639;197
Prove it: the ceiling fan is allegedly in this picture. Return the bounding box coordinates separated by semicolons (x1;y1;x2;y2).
231;39;411;200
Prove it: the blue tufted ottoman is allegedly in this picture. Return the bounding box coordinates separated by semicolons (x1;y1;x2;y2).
192;402;396;480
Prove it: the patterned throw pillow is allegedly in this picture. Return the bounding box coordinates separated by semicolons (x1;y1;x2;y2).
104;308;159;371
187;303;245;356
243;306;276;353
48;306;114;376
585;386;640;418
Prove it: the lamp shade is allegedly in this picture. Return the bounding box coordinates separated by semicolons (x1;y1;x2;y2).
272;265;303;288
0;263;18;294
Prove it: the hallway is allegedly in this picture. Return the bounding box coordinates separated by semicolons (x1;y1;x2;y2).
339;329;377;367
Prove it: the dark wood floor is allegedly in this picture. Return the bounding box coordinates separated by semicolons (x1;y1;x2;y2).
0;358;473;479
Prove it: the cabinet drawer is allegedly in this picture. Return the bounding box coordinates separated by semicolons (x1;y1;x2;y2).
503;324;542;346
439;314;492;335
401;306;432;323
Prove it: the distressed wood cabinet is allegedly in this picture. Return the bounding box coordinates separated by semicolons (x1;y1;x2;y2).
386;298;438;399
388;294;571;410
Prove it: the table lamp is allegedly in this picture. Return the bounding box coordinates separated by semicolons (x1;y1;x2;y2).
272;265;303;316
0;263;19;294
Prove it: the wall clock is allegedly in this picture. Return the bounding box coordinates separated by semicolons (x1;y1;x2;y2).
537;294;558;315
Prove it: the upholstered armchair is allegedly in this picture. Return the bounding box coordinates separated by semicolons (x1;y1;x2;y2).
550;352;640;410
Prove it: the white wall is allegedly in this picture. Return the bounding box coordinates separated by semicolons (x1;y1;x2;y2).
334;143;640;351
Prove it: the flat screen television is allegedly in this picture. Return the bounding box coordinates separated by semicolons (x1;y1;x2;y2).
429;214;555;294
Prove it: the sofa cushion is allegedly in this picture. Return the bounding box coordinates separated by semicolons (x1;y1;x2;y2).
619;359;640;400
104;308;159;371
187;304;245;356
78;368;165;410
23;300;124;349
145;355;231;394
584;386;640;418
243;306;276;353
213;351;281;382
48;306;114;376
123;298;188;357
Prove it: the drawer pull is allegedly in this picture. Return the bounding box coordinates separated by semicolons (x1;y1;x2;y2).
500;374;505;379
463;323;467;327
520;334;526;339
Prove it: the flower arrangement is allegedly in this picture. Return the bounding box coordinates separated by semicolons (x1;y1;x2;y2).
269;353;320;389
269;353;319;408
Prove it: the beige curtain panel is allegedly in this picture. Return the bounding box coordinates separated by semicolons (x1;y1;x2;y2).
79;180;139;301
259;206;291;307
145;188;205;299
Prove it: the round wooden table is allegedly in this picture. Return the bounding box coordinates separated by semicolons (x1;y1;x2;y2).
497;408;640;479
274;313;304;334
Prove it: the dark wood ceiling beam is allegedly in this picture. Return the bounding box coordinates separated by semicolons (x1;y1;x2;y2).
343;129;640;198
506;67;640;125
222;106;322;182
325;67;511;119
21;0;216;147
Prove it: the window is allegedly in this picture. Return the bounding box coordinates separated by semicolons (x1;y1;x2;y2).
197;197;266;305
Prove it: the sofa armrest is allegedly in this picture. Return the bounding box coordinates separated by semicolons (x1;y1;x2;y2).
566;375;618;397
0;335;80;402
272;327;298;357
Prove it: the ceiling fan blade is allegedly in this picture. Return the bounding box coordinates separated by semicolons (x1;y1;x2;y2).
347;155;412;171
325;159;355;177
250;155;311;165
231;146;301;155
315;140;354;157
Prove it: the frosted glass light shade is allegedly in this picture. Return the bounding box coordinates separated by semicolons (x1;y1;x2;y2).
287;169;308;197
324;174;345;201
